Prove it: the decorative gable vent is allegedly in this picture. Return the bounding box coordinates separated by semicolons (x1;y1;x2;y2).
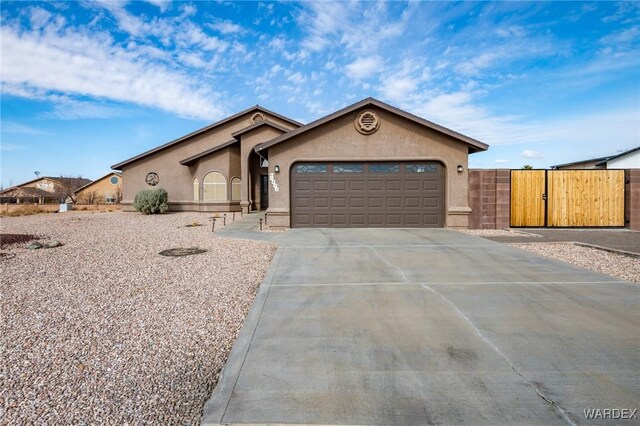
251;112;266;123
354;110;380;135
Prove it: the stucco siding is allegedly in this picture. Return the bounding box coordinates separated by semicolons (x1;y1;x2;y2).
119;112;295;205
265;107;471;228
76;174;122;204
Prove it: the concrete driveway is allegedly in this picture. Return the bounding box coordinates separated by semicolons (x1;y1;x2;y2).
202;228;639;425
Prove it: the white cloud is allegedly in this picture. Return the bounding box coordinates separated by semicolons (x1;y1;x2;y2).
380;75;417;103
345;56;383;79
0;23;225;120
144;0;170;12
521;150;544;159
494;159;509;164
287;72;307;85
1;121;47;135
44;98;127;120
208;19;244;35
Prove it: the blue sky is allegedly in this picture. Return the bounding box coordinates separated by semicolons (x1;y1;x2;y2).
1;1;639;187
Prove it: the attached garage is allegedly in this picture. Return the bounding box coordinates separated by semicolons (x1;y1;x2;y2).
291;162;444;228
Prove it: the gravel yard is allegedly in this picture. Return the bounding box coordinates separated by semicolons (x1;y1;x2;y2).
1;211;276;424
510;242;640;284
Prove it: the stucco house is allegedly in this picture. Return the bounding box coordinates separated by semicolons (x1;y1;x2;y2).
112;98;488;229
0;176;91;204
74;172;123;204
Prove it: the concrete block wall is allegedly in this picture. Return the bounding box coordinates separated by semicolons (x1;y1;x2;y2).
468;169;510;229
626;169;640;231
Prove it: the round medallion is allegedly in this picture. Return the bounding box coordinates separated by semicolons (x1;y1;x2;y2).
354;110;380;135
145;172;159;186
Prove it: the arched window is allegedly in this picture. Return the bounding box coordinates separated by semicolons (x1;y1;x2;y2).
231;177;241;201
193;177;199;201
203;172;227;201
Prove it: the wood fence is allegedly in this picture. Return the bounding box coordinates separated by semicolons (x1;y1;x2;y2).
510;170;625;227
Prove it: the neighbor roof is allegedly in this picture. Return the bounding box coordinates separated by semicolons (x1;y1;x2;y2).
255;97;489;154
595;146;640;166
4;176;92;190
111;105;302;170
550;146;640;169
0;186;53;198
550;156;610;169
73;172;122;194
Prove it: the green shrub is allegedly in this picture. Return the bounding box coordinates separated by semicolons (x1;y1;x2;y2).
133;188;169;214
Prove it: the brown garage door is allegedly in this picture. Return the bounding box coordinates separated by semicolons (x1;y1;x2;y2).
291;162;444;228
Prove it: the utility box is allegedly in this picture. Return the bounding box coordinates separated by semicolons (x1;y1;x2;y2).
59;203;73;212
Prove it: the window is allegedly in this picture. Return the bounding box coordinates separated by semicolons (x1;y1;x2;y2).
105;196;116;203
296;164;328;173
406;164;438;173
110;176;119;185
193;177;200;201
231;177;241;201
203;172;227;201
333;164;363;173
369;164;400;173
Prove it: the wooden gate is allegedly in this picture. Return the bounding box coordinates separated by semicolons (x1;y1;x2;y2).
510;170;625;227
510;170;545;227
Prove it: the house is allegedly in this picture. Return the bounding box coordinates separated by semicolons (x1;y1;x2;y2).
112;97;488;229
551;146;640;170
0;176;91;204
74;172;123;204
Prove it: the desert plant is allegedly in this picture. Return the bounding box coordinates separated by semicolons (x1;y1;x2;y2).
133;188;169;214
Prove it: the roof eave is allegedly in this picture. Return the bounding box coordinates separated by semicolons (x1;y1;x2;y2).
111;105;301;170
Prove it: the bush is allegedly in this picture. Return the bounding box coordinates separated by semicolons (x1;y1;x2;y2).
133;188;169;214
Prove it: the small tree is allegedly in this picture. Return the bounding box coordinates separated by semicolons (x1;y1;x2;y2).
52;175;86;204
133;188;168;214
81;190;100;205
113;185;123;204
521;164;533;170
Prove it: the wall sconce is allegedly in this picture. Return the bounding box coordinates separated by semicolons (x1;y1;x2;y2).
457;165;464;174
274;165;280;173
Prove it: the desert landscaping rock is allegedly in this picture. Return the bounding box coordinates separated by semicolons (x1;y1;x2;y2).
1;211;276;424
44;240;63;248
25;241;44;250
510;242;640;284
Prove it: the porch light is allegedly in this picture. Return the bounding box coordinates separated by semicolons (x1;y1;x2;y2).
274;165;280;173
457;165;464;173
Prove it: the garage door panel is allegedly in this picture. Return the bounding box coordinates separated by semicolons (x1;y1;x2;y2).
367;180;383;191
368;197;383;208
332;180;347;191
350;214;366;226
313;180;329;191
387;180;402;191
350;181;366;191
331;197;347;208
291;162;444;228
350;197;365;208
313;197;329;208
387;197;402;208
295;197;311;208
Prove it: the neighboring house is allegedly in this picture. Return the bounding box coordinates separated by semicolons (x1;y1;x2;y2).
551;146;640;169
74;172;123;204
0;176;91;204
112;97;488;229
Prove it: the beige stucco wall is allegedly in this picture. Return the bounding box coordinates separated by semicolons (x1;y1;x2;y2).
265;107;473;229
76;174;122;204
118;112;295;211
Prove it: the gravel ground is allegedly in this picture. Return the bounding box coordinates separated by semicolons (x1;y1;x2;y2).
460;229;537;237
0;211;276;424
509;242;640;284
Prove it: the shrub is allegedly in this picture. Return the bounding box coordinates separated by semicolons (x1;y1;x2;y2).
133;188;169;214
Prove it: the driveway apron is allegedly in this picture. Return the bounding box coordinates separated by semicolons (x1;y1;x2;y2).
202;228;639;425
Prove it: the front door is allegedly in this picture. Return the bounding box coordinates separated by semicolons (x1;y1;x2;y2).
261;174;269;210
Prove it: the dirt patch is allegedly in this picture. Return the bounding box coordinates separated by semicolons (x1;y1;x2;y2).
0;233;41;248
